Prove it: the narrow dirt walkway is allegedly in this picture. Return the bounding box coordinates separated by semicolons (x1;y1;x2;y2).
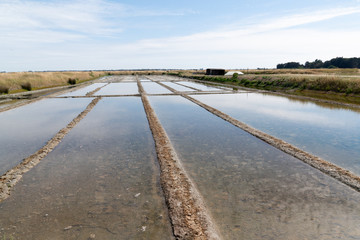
155;81;360;193
0;97;102;202
137;79;221;240
85;83;110;96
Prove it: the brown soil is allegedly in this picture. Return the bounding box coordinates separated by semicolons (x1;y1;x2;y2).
0;97;102;202
137;79;221;240
156;80;360;193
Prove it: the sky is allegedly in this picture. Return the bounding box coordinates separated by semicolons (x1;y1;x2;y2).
1;0;360;72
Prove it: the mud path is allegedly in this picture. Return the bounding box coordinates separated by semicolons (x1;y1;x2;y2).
156;81;360;192
137;79;221;240
85;83;110;96
0;97;102;202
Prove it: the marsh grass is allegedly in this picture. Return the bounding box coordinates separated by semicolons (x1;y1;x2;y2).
244;68;360;75
0;85;9;94
184;71;360;95
20;82;32;91
2;234;14;240
0;71;109;93
0;70;182;94
67;78;77;85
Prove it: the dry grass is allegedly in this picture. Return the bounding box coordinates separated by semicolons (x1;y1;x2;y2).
0;71;110;93
241;68;360;75
0;70;187;94
183;69;360;95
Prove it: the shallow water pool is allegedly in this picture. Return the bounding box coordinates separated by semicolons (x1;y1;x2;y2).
0;98;92;175
0;97;173;239
192;93;360;175
149;95;360;240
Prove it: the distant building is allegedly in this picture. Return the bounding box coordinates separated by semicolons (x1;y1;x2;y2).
225;71;244;76
206;68;225;75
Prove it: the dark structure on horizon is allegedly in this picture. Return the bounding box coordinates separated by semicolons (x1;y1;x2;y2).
206;68;225;75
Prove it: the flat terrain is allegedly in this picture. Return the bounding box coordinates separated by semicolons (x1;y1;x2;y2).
0;75;359;239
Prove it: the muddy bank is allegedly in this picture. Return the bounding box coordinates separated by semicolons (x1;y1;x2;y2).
191;79;360;109
137;80;221;240
184;94;360;192
0;78;108;113
0;97;101;202
85;83;109;96
156;81;360;192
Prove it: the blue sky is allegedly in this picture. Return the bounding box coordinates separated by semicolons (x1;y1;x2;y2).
1;0;360;71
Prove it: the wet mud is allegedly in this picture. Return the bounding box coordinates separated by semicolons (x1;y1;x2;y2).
138;80;221;239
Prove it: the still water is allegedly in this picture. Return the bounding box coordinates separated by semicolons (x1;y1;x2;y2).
192;93;360;175
149;95;360;240
177;81;223;91
0;98;92;175
141;82;172;94
0;97;173;239
160;82;196;92
95;83;139;96
59;83;107;97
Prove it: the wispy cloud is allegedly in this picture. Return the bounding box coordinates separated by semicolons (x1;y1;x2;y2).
110;6;360;54
0;0;194;43
1;2;360;71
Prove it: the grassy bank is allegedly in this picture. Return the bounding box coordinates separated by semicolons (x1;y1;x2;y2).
0;71;107;94
180;71;360;95
0;70;191;94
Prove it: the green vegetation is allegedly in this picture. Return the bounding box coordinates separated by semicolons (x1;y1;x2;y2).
277;57;360;69
2;234;14;240
0;85;9;94
20;82;32;91
0;71;113;94
67;78;77;85
231;73;239;82
176;70;360;96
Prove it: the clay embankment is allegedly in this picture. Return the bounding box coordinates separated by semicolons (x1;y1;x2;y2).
137;80;221;240
0;97;102;202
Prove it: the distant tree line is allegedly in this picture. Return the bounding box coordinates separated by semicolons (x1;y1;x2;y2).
277;57;360;69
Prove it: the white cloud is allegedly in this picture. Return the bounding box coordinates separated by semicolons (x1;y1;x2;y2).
1;3;360;71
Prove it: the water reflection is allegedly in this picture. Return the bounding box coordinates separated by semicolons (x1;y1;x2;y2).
60;83;107;97
142;82;172;94
0;98;92;175
192;93;360;175
149;95;360;240
177;81;223;91
161;82;196;92
0;97;173;239
95;83;139;95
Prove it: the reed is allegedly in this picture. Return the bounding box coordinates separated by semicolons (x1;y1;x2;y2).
184;72;360;94
0;71;112;93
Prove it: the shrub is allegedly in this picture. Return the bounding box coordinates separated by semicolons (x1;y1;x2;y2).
21;82;32;91
0;85;9;94
68;78;76;85
345;88;353;95
231;73;239;82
